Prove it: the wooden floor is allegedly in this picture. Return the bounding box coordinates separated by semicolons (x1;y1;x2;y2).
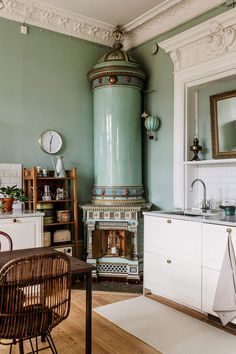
1;290;160;354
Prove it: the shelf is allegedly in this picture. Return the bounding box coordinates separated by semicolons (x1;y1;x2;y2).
51;242;74;247
44;221;76;227
23;167;79;257
33;199;72;203
184;158;236;165
36;177;73;180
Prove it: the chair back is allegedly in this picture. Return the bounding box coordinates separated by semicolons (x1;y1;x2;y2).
0;231;13;251
0;252;71;340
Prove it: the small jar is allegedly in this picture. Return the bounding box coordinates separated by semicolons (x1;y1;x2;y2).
42;168;48;177
36;166;42;176
57;210;70;223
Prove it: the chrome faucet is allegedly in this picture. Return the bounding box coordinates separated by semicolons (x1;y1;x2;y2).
190;178;209;213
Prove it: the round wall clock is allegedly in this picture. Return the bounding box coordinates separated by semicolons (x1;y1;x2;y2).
39;130;62;154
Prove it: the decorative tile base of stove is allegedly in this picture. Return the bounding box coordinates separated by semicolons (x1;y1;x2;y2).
82;203;151;281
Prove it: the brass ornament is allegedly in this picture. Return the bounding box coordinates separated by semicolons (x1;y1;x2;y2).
190;138;202;161
112;26;123;49
109;75;118;84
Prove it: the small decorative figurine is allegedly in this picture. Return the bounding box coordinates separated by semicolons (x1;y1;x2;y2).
141;111;160;140
190;138;202;161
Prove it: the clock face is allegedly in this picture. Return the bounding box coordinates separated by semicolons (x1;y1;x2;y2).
39;130;62;154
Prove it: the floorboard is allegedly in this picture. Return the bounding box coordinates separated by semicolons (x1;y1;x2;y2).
1;290;160;354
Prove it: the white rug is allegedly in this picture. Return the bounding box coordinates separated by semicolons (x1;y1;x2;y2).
94;295;236;354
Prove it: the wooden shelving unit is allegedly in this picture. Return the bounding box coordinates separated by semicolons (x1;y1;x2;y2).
23;167;79;257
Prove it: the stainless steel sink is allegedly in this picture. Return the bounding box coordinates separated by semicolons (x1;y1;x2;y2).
161;210;185;215
160;210;199;216
184;211;202;216
161;210;219;217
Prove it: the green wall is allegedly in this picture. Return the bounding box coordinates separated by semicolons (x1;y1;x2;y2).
0;17;108;203
131;5;228;210
0;5;230;209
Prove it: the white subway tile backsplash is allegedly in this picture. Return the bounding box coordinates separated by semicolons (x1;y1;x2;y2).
4;170;18;177
0;164;11;169
192;163;236;208
0;177;11;185
0;164;22;211
10;177;22;184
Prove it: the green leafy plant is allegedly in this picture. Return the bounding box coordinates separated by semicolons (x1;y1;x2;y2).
0;185;27;203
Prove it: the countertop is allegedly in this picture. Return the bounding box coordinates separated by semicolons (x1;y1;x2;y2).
0;211;44;219
144;210;236;227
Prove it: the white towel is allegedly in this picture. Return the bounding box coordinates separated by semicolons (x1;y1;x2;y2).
213;233;236;325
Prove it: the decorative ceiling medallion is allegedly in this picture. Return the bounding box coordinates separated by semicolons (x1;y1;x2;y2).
0;0;226;49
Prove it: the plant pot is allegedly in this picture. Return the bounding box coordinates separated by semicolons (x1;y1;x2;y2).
1;198;14;212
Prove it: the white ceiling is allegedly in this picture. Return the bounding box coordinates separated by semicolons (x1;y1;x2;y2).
41;0;167;26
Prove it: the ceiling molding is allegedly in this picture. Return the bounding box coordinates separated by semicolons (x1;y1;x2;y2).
0;0;226;49
0;0;115;47
159;7;236;72
123;0;183;32
123;0;226;49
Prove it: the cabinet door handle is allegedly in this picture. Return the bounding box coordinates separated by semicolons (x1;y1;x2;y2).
167;219;171;224
13;218;17;223
227;228;232;234
167;259;171;264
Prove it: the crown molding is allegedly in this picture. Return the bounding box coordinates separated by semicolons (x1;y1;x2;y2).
0;0;115;47
0;0;226;49
123;0;225;49
124;0;183;32
159;6;236;72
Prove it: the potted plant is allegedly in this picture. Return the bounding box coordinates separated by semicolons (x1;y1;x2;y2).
0;185;27;212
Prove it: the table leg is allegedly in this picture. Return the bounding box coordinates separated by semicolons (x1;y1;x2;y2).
85;271;92;354
19;340;24;354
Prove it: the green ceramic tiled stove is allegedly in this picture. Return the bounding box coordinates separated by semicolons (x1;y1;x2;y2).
82;28;151;282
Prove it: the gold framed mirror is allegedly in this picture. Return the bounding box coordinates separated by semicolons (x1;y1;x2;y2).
210;89;236;159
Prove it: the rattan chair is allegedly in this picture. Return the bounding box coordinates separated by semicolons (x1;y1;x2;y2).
0;252;71;354
0;231;13;251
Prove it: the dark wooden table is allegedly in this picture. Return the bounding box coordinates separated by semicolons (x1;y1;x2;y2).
0;247;95;354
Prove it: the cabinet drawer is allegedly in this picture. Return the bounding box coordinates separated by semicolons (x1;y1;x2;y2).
144;216;201;265
144;251;201;310
202;223;236;271
0;217;43;251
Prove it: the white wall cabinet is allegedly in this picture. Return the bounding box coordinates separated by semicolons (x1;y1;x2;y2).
144;215;202;310
144;214;236;323
0;215;43;251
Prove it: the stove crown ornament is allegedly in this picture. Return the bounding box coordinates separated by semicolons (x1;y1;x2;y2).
97;25;137;64
112;26;123;49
